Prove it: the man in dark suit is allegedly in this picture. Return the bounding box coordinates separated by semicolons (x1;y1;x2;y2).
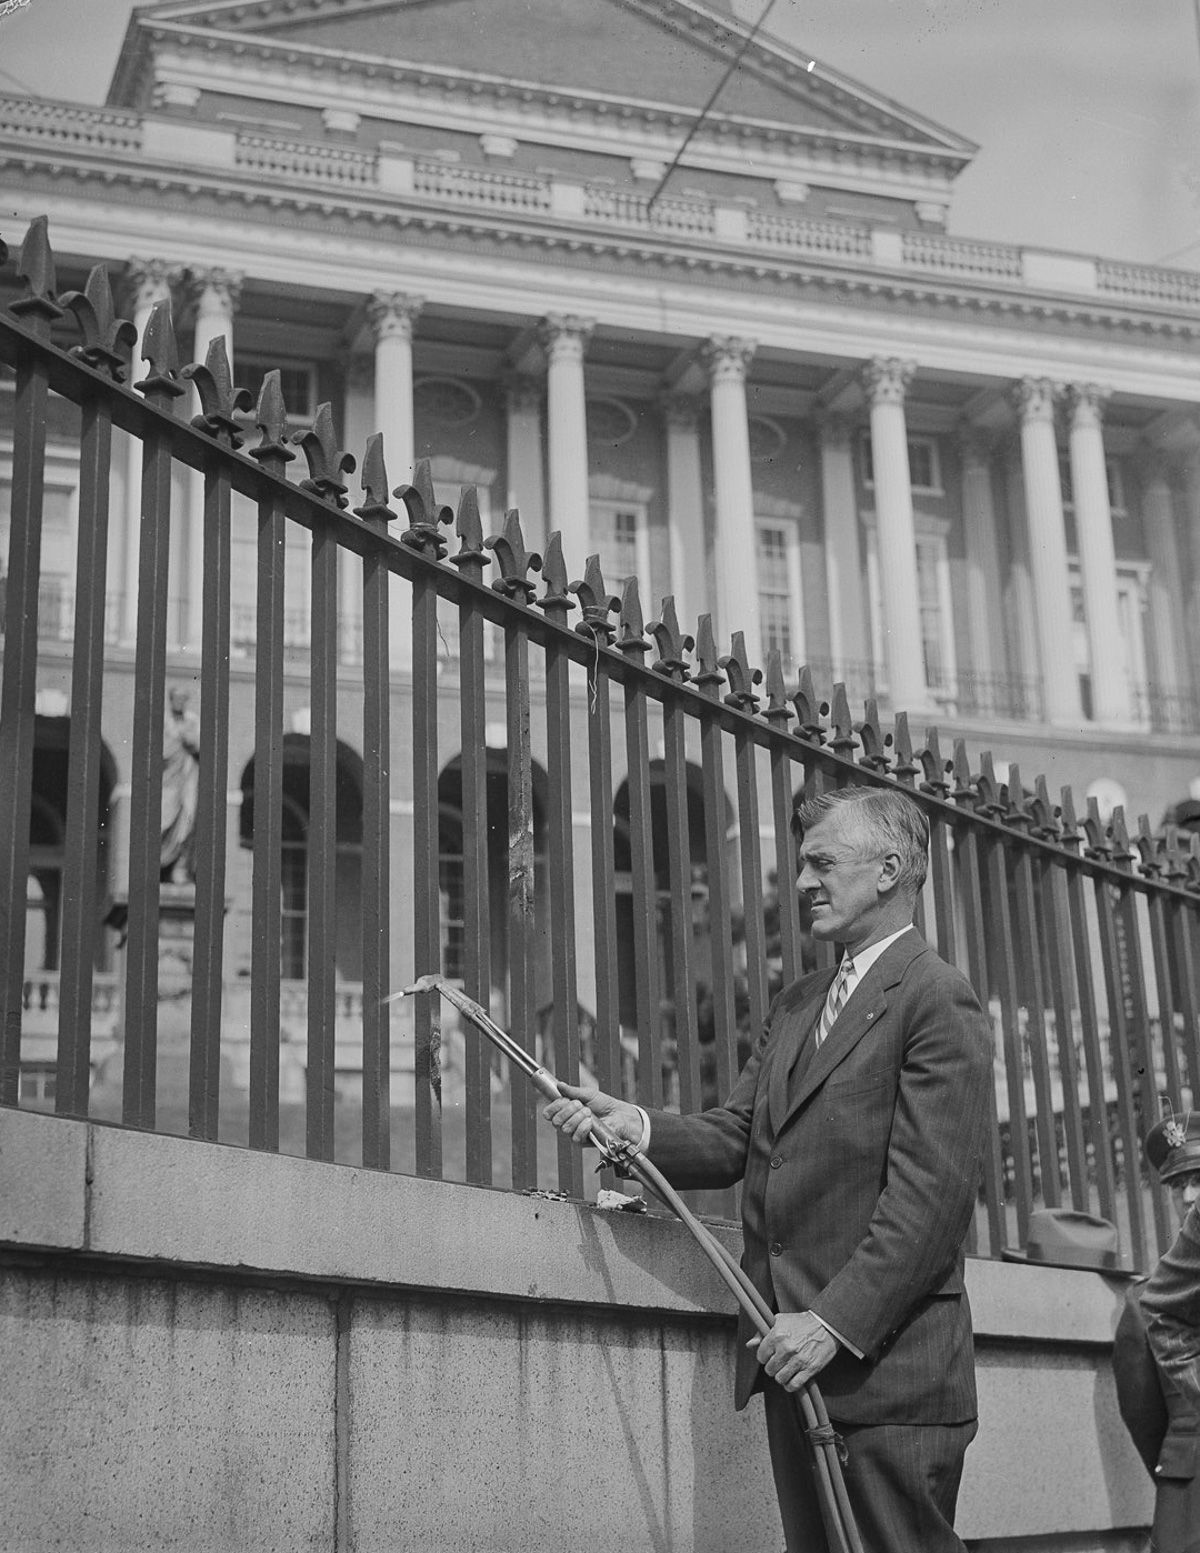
546;784;993;1552
1113;1115;1200;1553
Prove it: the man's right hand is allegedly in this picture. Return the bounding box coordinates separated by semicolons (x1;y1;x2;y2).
542;1082;645;1150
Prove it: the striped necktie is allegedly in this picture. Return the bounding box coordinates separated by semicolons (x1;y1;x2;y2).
816;956;855;1048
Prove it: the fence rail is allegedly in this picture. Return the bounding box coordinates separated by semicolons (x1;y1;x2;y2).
2;218;1200;1269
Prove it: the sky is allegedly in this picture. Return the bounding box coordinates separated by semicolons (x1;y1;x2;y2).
2;0;1199;269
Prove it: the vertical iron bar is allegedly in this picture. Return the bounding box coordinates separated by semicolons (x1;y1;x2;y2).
981;830;1034;1241
56;388;112;1115
1115;883;1170;1254
0;324;54;1101
452;504;492;1185
411;565;443;1178
189;454;233;1141
768;747;801;990
542;583;582;1196
661;687;699;1115
300;514;338;1160
248;407;289;1161
953;821;1006;1255
358;474;393;1173
926;812;957;969
122;400;178;1128
1009;843;1062;1208
1037;857;1089;1211
1062;865;1118;1228
1092;878;1149;1268
1168;896;1200;1102
621;651;662;1111
733;726;768;1063
695;635;737;1108
1147;892;1183;1109
505;622;537;1187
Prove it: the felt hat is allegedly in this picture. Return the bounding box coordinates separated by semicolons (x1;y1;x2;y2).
1145;1110;1200;1184
1001;1208;1134;1276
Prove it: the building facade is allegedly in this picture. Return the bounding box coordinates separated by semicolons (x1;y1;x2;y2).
3;0;1200;1135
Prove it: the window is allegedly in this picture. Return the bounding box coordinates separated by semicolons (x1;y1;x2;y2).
864;514;957;707
590;499;650;600
860;433;942;494
237;358;318;426
755;516;805;673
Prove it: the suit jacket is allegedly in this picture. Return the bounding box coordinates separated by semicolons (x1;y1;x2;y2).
647;930;992;1427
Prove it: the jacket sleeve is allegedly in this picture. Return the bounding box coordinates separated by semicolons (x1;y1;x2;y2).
1142;1205;1200;1415
808;963;992;1357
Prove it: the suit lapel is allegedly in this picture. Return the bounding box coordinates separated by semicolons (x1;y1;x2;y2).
767;973;833;1137
775;932;930;1131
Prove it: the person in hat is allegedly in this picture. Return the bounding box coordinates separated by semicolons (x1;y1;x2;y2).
545;784;992;1553
1002;1207;1133;1275
1112;1111;1200;1553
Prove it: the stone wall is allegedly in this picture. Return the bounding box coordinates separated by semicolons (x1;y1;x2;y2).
0;1108;1154;1551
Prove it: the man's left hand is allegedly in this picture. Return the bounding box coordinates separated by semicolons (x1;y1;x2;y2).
749;1312;838;1393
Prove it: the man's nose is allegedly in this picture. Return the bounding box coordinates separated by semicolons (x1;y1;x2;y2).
1184;1182;1200;1206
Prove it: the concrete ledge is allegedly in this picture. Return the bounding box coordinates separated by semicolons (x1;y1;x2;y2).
0;1105;86;1251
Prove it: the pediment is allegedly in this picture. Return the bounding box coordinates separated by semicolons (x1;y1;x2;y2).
120;0;974;153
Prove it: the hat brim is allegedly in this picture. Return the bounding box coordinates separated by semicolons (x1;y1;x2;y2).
1000;1247;1140;1278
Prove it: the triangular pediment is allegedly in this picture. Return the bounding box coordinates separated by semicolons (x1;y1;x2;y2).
118;0;974;153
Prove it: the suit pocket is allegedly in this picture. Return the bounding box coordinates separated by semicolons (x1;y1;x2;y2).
824;1070;894;1098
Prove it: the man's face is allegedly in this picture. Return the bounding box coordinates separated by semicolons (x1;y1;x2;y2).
795;811;888;947
1169;1169;1200;1225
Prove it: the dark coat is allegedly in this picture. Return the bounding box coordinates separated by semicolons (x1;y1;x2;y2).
645;930;992;1427
1131;1204;1200;1553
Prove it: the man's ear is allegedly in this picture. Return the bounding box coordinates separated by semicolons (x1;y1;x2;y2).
877;850;903;894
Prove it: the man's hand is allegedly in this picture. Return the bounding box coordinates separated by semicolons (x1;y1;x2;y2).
749;1312;838;1394
542;1082;644;1149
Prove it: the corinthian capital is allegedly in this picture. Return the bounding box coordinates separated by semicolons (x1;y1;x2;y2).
701;335;756;385
186;266;244;316
1010;376;1058;425
861;356;915;407
124;258;181;316
367;291;424;343
538;313;594;362
1065;382;1111;430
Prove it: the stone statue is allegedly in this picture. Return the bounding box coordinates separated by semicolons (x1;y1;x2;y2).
160;687;201;883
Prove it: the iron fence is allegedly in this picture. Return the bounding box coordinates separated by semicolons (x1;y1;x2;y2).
2;218;1200;1269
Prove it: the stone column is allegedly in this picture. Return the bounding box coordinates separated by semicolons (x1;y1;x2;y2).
121;260;177;645
368;294;422;676
702;336;759;657
861;357;927;711
186;268;242;648
815;409;867;676
538;315;593;566
660;393;706;637
1012;377;1079;725
1067;383;1127;724
957;424;1004;681
1138;447;1191;704
340;356;376;665
1001;437;1039;686
503;374;546;555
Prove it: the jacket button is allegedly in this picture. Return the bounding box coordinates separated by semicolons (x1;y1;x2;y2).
770;1155;783;1169
769;1242;783;1257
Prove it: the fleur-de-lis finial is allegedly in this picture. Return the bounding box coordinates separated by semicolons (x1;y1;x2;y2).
647;596;693;683
62;262;137;381
791;666;827;744
571;555;619;642
183;335;253;447
1135;814;1164;879
1109;806;1135;872
451;486;488;575
397;458;454;557
11;215;63;330
975;753;1004;819
891;713;918;786
721;632;762;712
486;508;541;600
855;699;891;773
616;576;648;654
1081;796;1112;861
133;297;186;405
249;369;296;472
951;740;977;808
353;433;398;527
538;532;576;622
763;649;793;729
1029;775;1060;841
692;615;724;696
294;403;356;508
827;684;857;758
1058;786;1082;854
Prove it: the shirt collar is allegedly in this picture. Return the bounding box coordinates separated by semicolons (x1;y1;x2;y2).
843;923;914;981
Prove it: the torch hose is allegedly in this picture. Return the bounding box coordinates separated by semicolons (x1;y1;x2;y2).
399;975;864;1553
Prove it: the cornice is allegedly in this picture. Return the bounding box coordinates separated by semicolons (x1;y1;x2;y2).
4;151;1200;349
125;21;972;180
